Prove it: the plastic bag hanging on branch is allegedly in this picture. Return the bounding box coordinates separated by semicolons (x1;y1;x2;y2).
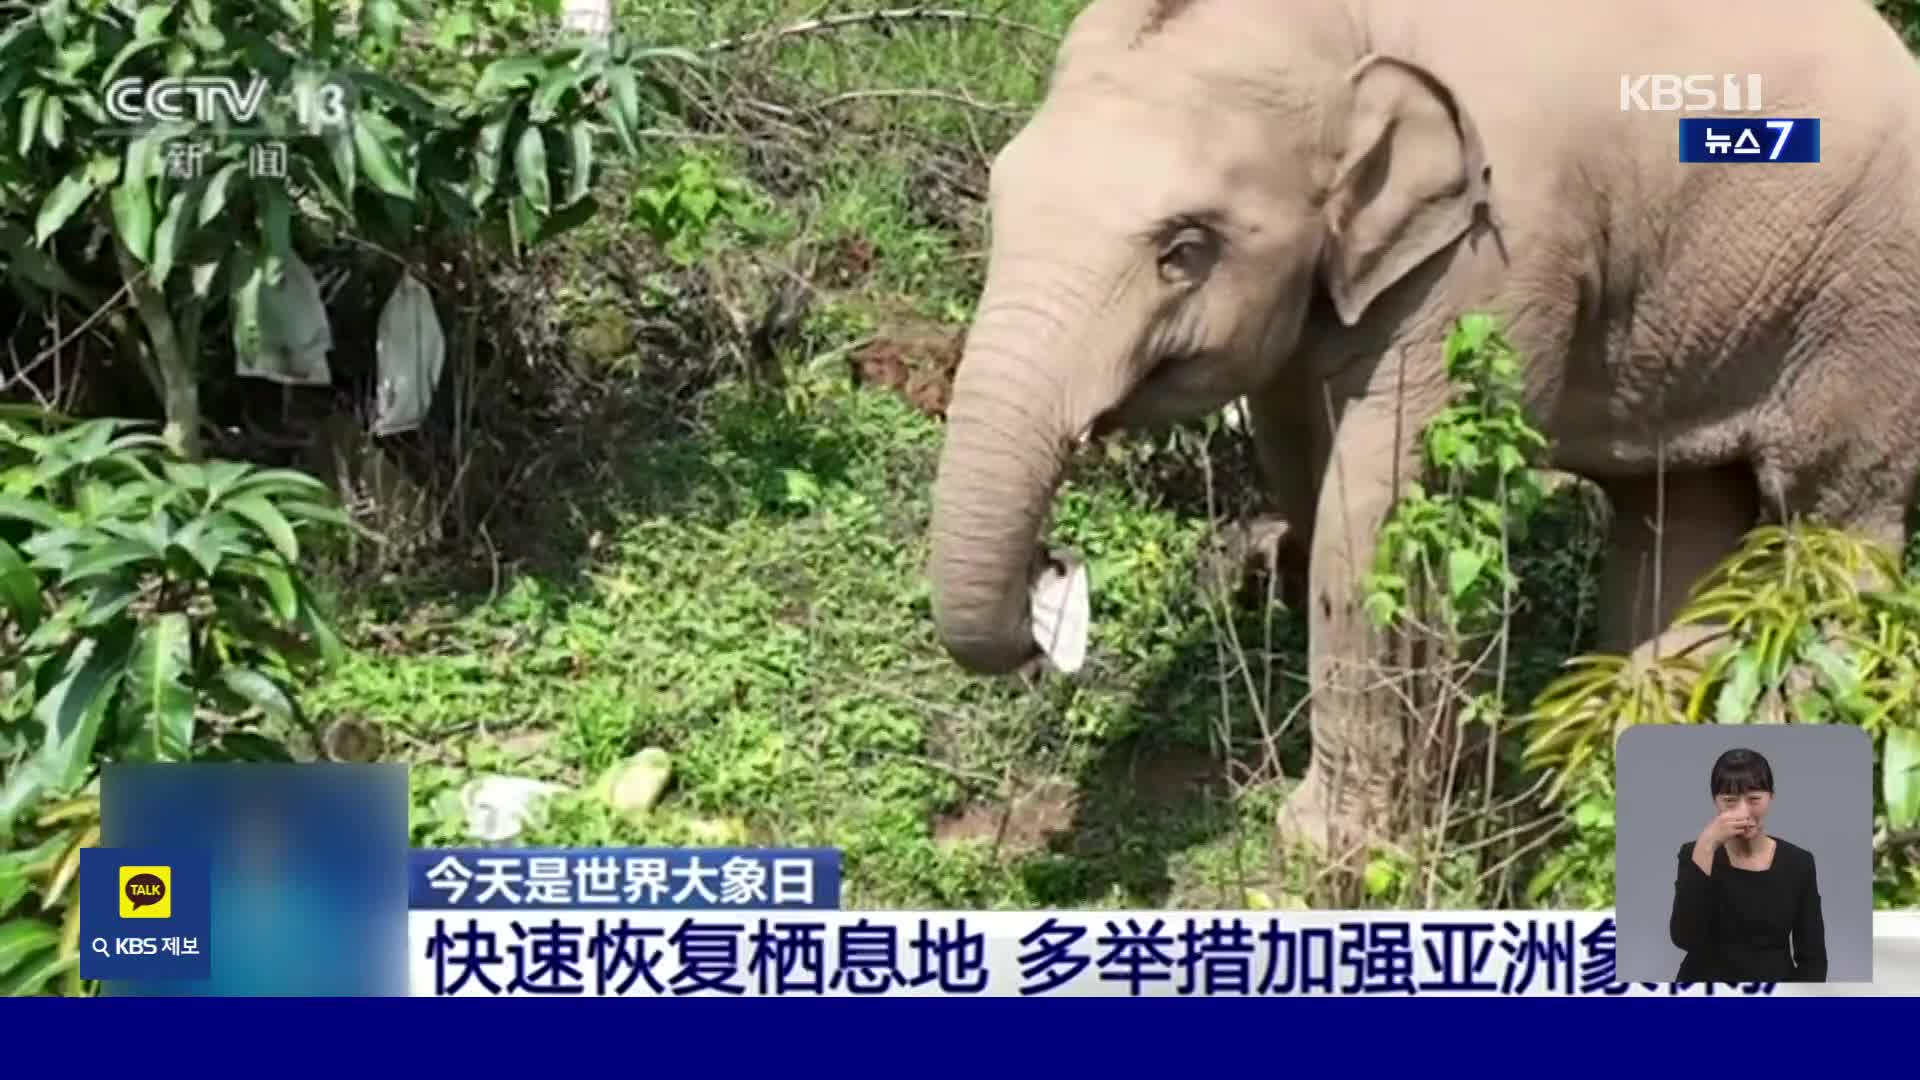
372;272;446;437
235;252;333;386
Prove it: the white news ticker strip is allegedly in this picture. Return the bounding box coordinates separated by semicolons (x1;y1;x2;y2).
406;910;1920;997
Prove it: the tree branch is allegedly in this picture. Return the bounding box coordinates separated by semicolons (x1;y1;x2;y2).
813;88;1024;117
704;7;1060;53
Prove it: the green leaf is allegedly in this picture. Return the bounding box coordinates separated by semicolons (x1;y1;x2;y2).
366;0;401;43
0;833;69;915
514;125;550;214
281;499;351;530
0;947;73;996
219;667;297;725
351;112;413;200
40;95;65;149
1525;861;1568;903
226;467;331;500
224;494;298;561
135;4;173;39
0;537;43;632
110;166;155;264
37;628;136;792
100;33;168;86
1362;858;1399;898
150;186;197;287
0;920;61;978
125;614;194;761
232;557;297;620
0;494;68;531
197;161;243;226
1714;651;1764;725
344;69;443;126
565;119;593;206
473;106;514;201
604;65;640;133
165;517;222;578
58;539;156;587
323;125;356;203
35;166;99;246
77;578;139;628
1447;547;1486;602
531;62;590;122
538;190;598;241
18;89;44;158
293;579;344;665
474;57;546;99
598;96;637;159
0;221;104;304
508;192;540;252
1886;727;1920;832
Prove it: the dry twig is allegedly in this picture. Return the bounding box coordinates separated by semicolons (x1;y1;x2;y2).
703;7;1060;53
814;87;1024;117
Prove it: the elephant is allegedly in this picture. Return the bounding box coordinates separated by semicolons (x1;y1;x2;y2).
925;0;1920;853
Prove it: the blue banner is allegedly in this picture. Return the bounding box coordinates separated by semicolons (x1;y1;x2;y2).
97;762;410;996
409;848;843;910
1678;117;1820;163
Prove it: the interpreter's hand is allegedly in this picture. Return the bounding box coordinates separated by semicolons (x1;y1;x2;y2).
1700;806;1756;850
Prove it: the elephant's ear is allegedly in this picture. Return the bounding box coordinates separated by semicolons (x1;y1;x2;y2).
1320;54;1490;327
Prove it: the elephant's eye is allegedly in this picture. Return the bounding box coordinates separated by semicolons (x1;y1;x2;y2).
1156;226;1218;284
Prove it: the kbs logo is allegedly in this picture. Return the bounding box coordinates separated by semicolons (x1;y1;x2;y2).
1620;74;1765;112
119;865;172;918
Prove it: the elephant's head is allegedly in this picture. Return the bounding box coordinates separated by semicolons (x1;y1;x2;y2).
927;0;1491;674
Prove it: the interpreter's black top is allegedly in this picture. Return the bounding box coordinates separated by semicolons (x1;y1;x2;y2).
1669;836;1826;982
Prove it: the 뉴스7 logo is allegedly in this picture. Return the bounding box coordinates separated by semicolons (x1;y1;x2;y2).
104;76;347;130
1620;74;1765;112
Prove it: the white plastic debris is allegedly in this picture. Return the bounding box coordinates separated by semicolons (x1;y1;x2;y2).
459;776;567;843
1222;397;1246;433
562;0;614;40
1029;557;1090;674
372;272;446;437
237;252;333;386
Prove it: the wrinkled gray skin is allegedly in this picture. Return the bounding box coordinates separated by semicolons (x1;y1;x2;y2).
926;0;1920;851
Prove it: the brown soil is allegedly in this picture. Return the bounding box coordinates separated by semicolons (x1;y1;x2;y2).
848;318;964;419
932;741;1233;858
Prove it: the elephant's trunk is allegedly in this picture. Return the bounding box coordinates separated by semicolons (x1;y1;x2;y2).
928;284;1119;675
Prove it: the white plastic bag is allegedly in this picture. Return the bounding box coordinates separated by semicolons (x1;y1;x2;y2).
459;776;567;844
372;272;446;437
236;252;333;386
1030;556;1090;674
562;0;614;40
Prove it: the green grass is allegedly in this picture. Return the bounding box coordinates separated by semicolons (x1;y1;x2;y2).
308;364;1291;908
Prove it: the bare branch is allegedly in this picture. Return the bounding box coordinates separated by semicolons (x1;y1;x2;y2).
813;88;1025;118
704;7;1060;54
3;280;134;394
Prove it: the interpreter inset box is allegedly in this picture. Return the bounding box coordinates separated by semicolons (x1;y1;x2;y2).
1613;725;1873;984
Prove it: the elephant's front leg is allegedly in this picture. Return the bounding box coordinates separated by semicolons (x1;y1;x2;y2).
1278;377;1433;856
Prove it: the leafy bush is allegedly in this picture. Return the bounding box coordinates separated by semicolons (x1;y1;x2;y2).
1356;316;1557;902
0;408;349;995
1367;314;1550;639
1525;523;1920;905
1368;314;1920;909
1;0;693;459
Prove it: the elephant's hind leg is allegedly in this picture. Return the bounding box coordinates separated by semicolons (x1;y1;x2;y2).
1593;465;1763;666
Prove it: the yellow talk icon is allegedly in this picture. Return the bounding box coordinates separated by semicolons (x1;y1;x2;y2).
119;865;171;918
